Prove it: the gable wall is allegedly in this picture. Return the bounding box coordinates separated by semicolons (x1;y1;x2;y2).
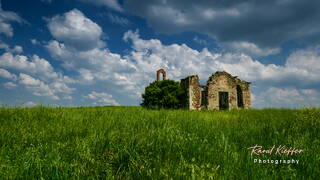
207;73;238;110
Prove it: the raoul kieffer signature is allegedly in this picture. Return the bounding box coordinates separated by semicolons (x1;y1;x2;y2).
248;145;304;156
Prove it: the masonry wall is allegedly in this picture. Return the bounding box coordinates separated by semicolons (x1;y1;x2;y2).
180;75;202;110
206;72;238;110
180;71;251;110
236;80;251;109
200;86;208;110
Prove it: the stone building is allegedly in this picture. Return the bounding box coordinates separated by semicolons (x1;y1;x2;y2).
180;71;251;110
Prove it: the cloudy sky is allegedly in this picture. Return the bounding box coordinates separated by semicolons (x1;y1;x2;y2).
0;0;319;108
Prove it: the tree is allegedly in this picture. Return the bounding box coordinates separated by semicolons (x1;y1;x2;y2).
141;80;186;109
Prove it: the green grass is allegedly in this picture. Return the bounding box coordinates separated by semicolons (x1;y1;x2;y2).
0;107;319;179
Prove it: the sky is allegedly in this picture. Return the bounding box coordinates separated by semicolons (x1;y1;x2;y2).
0;0;319;108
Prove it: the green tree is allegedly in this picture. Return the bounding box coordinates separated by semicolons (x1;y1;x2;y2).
141;80;186;109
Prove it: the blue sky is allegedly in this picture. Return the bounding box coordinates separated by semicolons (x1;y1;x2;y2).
0;0;319;108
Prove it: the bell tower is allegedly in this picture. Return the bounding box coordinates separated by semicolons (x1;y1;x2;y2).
156;69;166;81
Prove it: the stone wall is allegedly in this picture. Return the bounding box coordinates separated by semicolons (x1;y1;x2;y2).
180;71;251;110
200;86;208;110
180;75;202;110
235;79;251;109
206;72;238;110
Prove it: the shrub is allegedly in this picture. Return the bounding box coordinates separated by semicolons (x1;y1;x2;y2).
141;80;186;109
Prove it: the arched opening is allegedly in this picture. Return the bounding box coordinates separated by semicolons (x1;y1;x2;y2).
237;85;244;108
200;86;207;107
156;69;166;81
219;91;229;110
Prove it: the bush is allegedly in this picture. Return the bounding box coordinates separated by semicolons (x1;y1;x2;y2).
141;80;186;109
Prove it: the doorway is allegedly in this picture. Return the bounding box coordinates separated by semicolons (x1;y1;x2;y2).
237;85;244;108
219;92;229;110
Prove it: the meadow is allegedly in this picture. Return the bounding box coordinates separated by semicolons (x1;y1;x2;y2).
0;106;319;179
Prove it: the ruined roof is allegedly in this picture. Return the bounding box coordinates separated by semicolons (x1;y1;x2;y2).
208;71;251;84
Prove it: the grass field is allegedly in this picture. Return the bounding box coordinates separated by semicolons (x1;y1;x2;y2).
0;107;319;179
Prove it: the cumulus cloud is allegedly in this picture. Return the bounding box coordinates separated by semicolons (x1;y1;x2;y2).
0;43;23;54
78;68;94;81
77;0;123;12
0;2;27;37
50;81;74;94
19;73;60;100
123;0;320;52
45;38;140;98
254;87;320;108
84;91;120;106
222;41;280;57
0;68;16;80
3;82;17;89
0;6;78;104
45;10;139;98
0;50;75;101
47;9;105;51
285;46;320;74
18;73;74;100
0;52;59;79
30;39;40;45
12;45;23;53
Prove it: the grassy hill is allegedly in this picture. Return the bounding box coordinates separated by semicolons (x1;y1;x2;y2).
0;107;319;179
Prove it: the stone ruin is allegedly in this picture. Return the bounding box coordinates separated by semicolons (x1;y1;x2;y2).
156;69;166;81
156;69;251;110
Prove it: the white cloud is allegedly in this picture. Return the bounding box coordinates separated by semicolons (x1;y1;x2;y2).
285;46;320;74
0;3;27;37
0;21;14;37
45;40;70;59
84;91;119;106
77;0;123;12
3;82;17;89
0;68;16;80
30;39;40;45
12;45;23;53
254;87;320;108
0;52;59;79
18;72;74;100
79;68;94;81
0;42;9;50
0;43;23;54
47;9;105;51
21;101;38;107
0;8;80;104
222;41;280;57
46;39;135;71
50;81;74;94
19;73;59;100
193;36;209;46
108;13;130;26
46;38;140;98
0;48;76;102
